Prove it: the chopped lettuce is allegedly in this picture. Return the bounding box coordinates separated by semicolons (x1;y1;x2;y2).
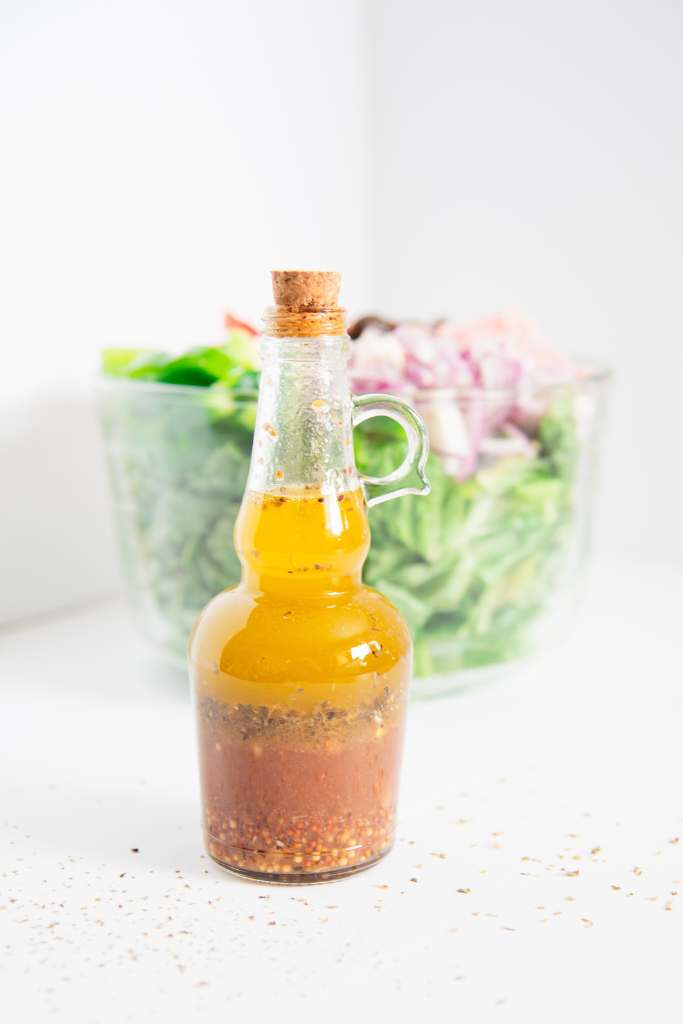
355;404;577;674
99;336;581;679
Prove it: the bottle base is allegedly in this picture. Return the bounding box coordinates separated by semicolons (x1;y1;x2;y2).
208;847;391;884
204;815;395;880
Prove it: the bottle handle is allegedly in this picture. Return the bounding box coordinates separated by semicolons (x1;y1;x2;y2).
352;393;431;508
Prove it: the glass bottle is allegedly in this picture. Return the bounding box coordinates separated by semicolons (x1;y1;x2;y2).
189;270;430;882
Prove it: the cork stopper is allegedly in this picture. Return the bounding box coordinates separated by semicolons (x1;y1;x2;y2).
264;270;346;337
272;270;341;310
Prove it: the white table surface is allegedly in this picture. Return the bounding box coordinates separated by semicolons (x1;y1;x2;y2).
2;559;682;1023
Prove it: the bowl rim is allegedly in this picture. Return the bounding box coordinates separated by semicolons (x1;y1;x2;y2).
96;355;612;402
412;356;613;402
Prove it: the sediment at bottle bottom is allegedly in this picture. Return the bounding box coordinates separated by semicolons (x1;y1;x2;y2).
198;696;406;882
205;817;394;882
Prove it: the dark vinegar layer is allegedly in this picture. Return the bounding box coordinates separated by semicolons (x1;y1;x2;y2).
198;693;406;880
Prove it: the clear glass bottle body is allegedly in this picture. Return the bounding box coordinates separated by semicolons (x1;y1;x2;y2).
189;333;422;882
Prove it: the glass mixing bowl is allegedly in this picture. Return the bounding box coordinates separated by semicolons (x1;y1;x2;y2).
97;360;610;697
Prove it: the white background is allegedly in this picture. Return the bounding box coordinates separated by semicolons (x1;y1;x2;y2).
0;0;373;621
372;0;683;569
1;0;681;607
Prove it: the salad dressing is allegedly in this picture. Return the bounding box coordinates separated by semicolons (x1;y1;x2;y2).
189;271;429;882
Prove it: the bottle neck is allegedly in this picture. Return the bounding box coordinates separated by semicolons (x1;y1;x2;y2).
247;333;359;496
236;332;370;597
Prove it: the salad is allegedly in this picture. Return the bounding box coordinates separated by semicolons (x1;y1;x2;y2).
100;312;601;681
